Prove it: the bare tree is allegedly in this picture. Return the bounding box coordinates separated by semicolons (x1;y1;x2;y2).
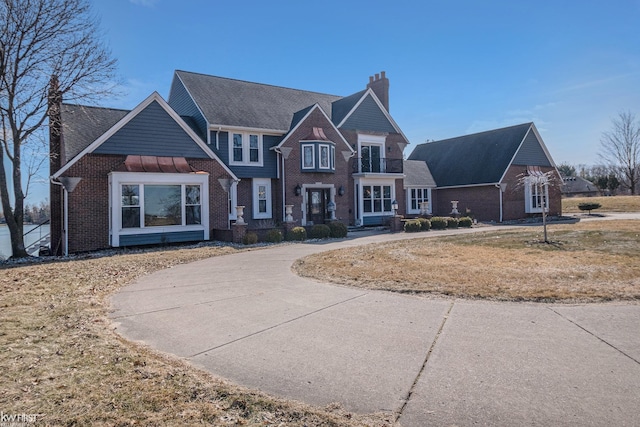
0;0;117;257
599;111;640;195
515;169;561;243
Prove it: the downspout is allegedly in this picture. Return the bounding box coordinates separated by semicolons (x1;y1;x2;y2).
495;184;503;223
50;176;82;256
274;147;286;222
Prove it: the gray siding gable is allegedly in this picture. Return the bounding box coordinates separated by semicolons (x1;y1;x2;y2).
512;129;552;167
168;76;208;141
93;100;209;158
338;93;396;134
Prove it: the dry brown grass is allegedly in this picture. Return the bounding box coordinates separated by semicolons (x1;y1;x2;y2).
0;244;395;426
294;220;640;302
562;195;640;213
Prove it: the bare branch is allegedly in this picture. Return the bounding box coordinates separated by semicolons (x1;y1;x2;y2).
0;0;119;257
599;111;640;195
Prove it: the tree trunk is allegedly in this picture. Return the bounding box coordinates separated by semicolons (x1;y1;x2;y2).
0;148;28;258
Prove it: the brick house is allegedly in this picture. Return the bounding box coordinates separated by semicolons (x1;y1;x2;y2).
167;70;408;228
49;71;409;253
406;123;562;222
49;92;238;255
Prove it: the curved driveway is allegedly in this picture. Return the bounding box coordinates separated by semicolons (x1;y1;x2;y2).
110;217;640;426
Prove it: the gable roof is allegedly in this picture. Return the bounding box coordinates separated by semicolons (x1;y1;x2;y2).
60;104;129;163
403;160;436;187
53;92;237;180
274;104;353;152
562;176;598;194
334;88;409;144
331;90;366;125
172;70;342;132
408;123;539;188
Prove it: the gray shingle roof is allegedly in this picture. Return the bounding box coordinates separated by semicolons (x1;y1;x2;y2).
403;160;436;187
174;70;342;132
562;176;598;195
408;123;533;187
60;104;129;163
331;89;366;125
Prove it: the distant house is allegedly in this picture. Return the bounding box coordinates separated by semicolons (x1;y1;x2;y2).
49;71;409;254
561;176;599;197
407;123;562;222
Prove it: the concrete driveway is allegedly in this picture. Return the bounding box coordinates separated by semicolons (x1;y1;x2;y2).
110;221;640;426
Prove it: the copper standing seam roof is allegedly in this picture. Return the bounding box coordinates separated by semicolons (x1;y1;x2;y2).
300;127;331;141
122;155;198;173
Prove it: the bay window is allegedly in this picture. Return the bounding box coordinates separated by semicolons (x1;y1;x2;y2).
300;141;335;172
110;172;209;248
120;183;201;228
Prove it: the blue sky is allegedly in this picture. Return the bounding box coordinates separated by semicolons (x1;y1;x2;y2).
17;0;640;205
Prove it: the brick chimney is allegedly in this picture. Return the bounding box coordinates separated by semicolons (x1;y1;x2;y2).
367;71;390;112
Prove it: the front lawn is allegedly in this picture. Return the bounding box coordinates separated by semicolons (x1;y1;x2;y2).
562;195;640;213
0;245;391;426
293;220;640;302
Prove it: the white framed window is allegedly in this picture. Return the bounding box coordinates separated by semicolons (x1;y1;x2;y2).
230;132;262;166
363;185;392;213
302;144;315;169
319;144;330;169
120;184;202;228
300;142;335;172
525;179;549;213
358;134;386;173
407;188;431;214
109;172;209;247
253;178;272;219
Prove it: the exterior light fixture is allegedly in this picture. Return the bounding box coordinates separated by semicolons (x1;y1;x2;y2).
338;185;345;196
391;199;399;215
295;184;301;196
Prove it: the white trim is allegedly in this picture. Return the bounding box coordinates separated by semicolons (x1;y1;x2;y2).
273;104;354;153
252;178;272;219
436;182;500;190
357;133;386;174
524;178;549;214
108;171;209;247
53;92;238;181
497;123;558;184
229;131;264;166
171;72;211;145
228;181;238;220
301;144;315;169
353;177;397;223
319;144;331;169
300;183;335;226
210;123;285;135
406;187;432;214
335;88;410;144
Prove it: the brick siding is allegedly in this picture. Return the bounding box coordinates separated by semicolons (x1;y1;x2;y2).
56;154;235;253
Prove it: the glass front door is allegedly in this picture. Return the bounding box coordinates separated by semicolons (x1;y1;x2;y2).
307;188;328;225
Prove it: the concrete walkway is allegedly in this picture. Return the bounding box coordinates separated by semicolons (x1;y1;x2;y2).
110;218;640;426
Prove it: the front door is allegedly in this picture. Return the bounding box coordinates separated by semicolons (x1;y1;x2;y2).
307;188;328;225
